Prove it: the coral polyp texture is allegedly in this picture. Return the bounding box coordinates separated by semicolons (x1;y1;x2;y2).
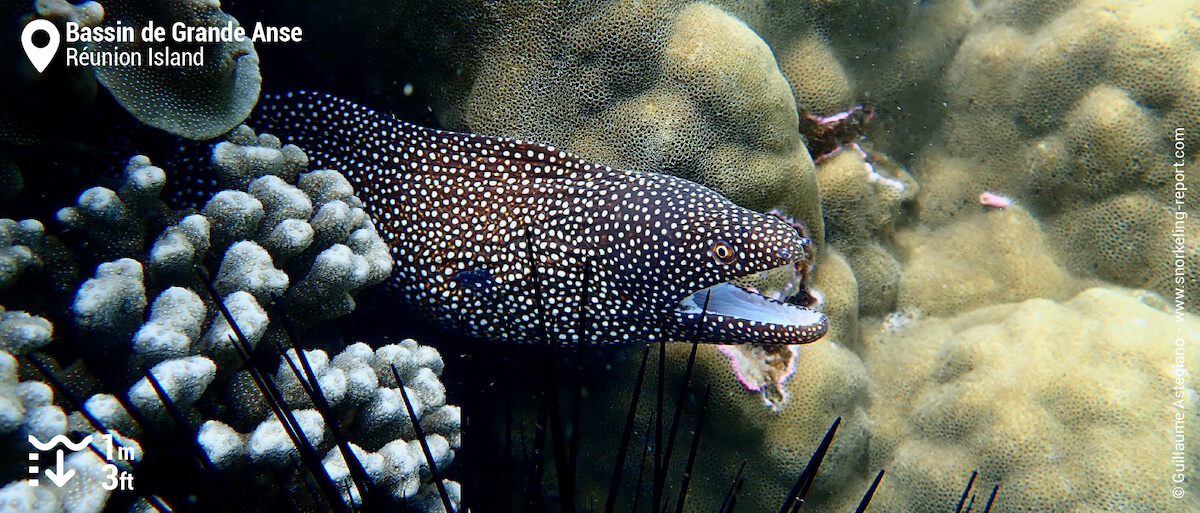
904;0;1200;307
861;288;1200;512
51;338;461;512
0;219;55;355
89;0;262;140
5;0;1199;509
895;206;1070;317
299;0;1200;508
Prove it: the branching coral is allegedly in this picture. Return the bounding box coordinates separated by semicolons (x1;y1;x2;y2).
0;219;55;355
0;350;65;440
0;126;448;511
61;126;391;365
5;0;1194;510
190;340;461;507
0;219;47;290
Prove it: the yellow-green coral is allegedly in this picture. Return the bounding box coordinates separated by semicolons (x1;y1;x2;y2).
907;0;1200;307
776;34;854;116
816;150;916;315
896;206;1072;317
810;248;860;349
860;288;1200;511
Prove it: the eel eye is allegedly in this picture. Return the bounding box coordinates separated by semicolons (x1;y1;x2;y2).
711;240;737;265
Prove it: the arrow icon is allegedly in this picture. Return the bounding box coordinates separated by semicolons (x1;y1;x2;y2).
44;450;75;487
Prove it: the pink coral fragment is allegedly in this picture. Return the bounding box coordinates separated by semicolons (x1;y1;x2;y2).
716;343;800;411
979;191;1013;209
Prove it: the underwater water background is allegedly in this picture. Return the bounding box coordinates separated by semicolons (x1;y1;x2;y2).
1;0;1198;511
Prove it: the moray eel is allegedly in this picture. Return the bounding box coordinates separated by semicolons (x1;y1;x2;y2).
253;92;827;346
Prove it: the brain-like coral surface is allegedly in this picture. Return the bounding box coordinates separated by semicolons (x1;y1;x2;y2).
896;206;1072;317
7;0;1198;510
861;288;1200;512
897;0;1200;308
575;335;872;511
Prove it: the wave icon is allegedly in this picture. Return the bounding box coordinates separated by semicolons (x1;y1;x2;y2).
29;434;93;452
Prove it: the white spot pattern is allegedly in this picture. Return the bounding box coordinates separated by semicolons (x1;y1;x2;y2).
254;92;827;345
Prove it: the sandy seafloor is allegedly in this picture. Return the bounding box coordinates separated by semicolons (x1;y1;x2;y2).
0;0;1198;511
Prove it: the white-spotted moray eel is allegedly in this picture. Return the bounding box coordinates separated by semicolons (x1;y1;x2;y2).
254;92;828;346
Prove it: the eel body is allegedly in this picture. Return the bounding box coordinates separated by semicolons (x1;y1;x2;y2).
254;92;827;346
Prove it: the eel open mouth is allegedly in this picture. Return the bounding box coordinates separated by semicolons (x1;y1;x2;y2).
676;282;828;345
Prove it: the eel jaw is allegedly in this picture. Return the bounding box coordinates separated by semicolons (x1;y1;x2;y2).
675;282;828;345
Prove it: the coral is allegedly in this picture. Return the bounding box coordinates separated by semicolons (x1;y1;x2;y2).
214;240;289;303
904;0;1200;307
0;350;66;440
73;393;135;438
199;191;262;253
52;332;458;509
197;291;269;368
33;0;104;26
212;125;309;189
131;287;206;363
54;450;117;513
0;306;53;355
246;408;326;467
0;480;61;513
0;219;68;354
197;340;462;508
196;419;243;470
127;355;217;421
896;206;1072;317
1027;85;1158;203
578;288;1198;510
72;258;147;348
861;288;1200;511
57;157;166;262
688;340;870;510
581;336;872;511
1045;194;1177;293
0;129;406;511
776;34;854;116
148;214;210;278
90;0;261;140
61;126;391;365
816;149;916;315
808;248;859;349
11;0;1198;510
0;219;46;290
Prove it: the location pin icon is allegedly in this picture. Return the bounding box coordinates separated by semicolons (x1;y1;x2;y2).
21;19;60;73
